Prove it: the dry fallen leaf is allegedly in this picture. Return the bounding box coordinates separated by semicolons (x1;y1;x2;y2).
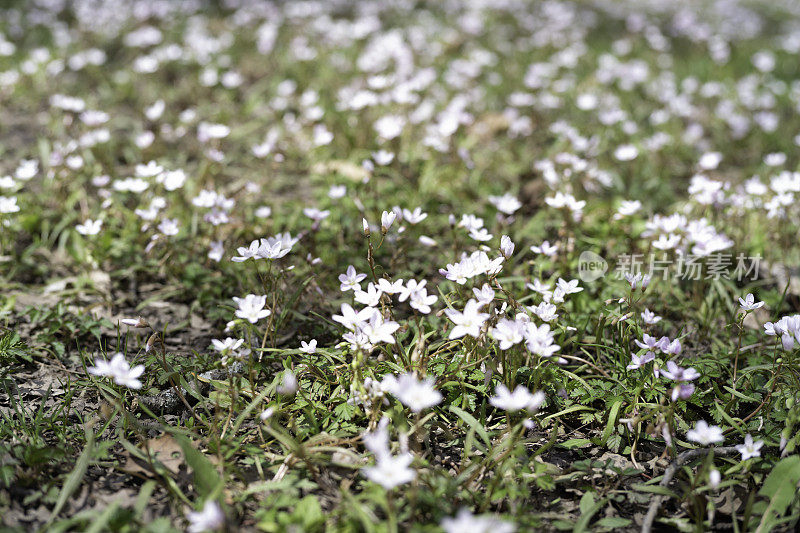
121;435;184;477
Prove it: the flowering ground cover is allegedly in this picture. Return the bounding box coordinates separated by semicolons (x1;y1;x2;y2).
2;0;800;531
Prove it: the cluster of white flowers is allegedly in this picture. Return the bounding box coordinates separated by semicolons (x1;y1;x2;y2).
439;250;504;285
232;233;298;262
4;0;797;529
764;314;800;350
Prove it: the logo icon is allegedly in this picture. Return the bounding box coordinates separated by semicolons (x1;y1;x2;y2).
578;251;608;282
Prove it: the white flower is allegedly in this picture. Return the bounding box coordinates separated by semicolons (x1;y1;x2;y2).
255;206;272;218
211;338;243;353
232;294;271;324
500;235;515;258
135;131;155;148
360;314;401;345
312;124;333;146
277;371;298;395
256;236;293;260
556;278;583;295
652;234;681;250
397;279;425;302
354;283;383;307
381;373;442;412
339;265;367;292
709;468;721;488
698;152;722;170
360;419;415;488
332;303;377;331
142;99;164;120
380;210;396;231
374;115;405;141
686;420;724;445
524;323;560;357
15;159;38;180
472;284;495;305
376;278;404;295
615;200;642;218
441;509;515;533
488;193;521;215
614;144;638;161
489;384;545;412
157;218;179;236
299;340;317;354
490;319;525;350
458;214;484;232
76;219;102;235
530;241;558;257
197;122;230;142
445;299;490;339
738;293;764;312
232;240;260;262
660;361;700;382
529;302;558;322
0;196;20;213
735;434;763;460
88;353;144;389
372;150;395;165
328;185;346;199
303;207;330;221
160;169;186;191
136;160;163;178
626;351;655;370
409;289;437;314
641;308;662;324
187;500;224;533
419;235;437;247
208;241;224;262
526;279;551;294
363;452;415;490
469;227;493;242
402;207;427;224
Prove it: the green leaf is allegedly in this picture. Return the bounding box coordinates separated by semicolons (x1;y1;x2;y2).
756;455;800;533
542;405;594;422
560;439;592;449
449;405;491;447
574;491;607;533
601;400;623;445
295;495;325;529
48;426;94;524
173;434;223;499
579;491;595;515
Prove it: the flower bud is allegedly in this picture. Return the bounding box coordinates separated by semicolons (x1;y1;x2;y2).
120;317;149;328
277;371;298;395
500;235;514;259
661;424;673;446
146;332;160;353
380;211;396;233
362;218;370;236
709;468;721;488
